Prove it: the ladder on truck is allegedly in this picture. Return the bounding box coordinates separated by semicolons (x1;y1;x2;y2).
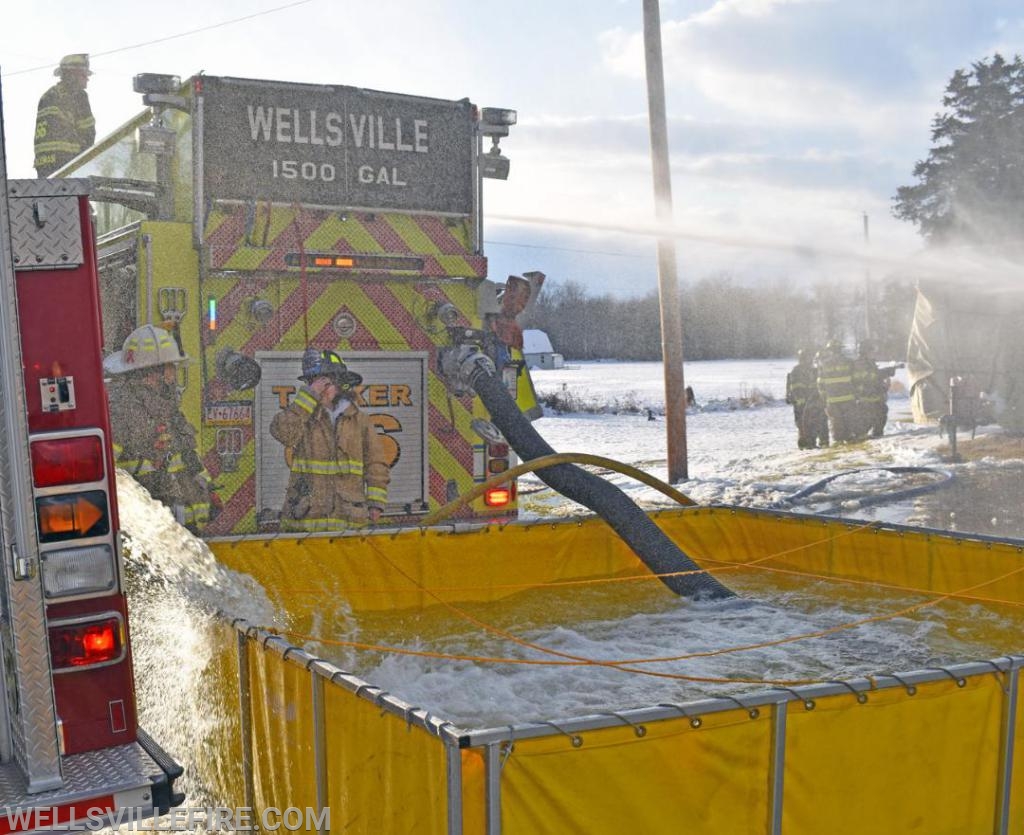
0;82;182;832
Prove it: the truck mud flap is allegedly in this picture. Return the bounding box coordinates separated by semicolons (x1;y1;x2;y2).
137;726;186;812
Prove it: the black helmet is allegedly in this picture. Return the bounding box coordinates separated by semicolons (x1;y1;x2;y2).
299;349;362;388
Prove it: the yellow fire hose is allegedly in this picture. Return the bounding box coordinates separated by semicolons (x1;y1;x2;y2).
422;452;696;526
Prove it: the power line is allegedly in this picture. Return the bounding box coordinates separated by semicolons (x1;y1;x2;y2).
1;0;316;78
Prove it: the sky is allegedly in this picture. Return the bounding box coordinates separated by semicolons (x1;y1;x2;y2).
2;0;1023;296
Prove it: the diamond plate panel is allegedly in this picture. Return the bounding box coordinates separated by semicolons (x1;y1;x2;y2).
6;179;90;199
0;741;163;808
8;196;83;270
0;166;62;786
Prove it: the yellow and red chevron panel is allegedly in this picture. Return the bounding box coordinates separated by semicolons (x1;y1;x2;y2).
204;204;487;278
195;275;507;536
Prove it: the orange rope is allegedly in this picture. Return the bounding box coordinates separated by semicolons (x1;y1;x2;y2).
254;520;1024;685
273;628;822;687
267;519;877;596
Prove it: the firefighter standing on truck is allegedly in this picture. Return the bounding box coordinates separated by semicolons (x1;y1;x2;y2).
33;53;95;177
817;340;857;443
271;349;390;532
103;324;215;533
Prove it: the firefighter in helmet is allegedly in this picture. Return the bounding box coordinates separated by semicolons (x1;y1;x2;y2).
817;339;857;443
786;349;829;449
34;54;96;177
852;340;888;438
103;324;216;532
270;349;390;532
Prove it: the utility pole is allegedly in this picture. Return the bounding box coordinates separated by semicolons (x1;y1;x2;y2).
642;0;688;482
863;212;871;341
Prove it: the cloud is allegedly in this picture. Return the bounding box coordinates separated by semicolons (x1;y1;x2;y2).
599;0;1024;133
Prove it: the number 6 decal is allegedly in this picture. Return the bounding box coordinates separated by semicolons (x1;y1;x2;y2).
370;413;402;468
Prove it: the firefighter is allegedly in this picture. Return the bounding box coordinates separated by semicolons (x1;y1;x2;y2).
807;353;830;448
817;340;857;443
103;324;215;533
786;349;828;449
270;349;390;532
852;340;889;438
33;54;96;177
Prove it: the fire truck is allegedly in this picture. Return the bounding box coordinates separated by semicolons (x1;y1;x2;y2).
0;92;181;829
62;73;542;537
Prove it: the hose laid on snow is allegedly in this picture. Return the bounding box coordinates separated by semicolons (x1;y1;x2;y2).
462;358;734;600
772;466;954;510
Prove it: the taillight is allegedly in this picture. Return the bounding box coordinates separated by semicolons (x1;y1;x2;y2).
31;430;119;601
36;491;110;543
41;545;116;598
31;435;104;487
484;486;512;507
49;613;125;671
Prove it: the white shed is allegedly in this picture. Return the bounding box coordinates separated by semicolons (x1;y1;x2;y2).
523;329;564;369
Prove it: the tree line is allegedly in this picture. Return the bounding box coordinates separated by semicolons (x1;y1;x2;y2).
522;275;914;362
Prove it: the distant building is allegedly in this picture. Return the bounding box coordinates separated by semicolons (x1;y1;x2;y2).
523;329;564;370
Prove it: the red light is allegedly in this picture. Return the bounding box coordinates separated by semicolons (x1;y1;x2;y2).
484;487;512;507
487;443;509;458
49;616;123;670
31;436;104;488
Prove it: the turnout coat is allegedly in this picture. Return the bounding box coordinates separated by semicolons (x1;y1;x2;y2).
270;386;390;531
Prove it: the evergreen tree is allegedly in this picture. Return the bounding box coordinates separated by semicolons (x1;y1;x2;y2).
893;54;1024;245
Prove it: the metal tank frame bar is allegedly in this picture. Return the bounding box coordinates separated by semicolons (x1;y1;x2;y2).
227;614;1022;835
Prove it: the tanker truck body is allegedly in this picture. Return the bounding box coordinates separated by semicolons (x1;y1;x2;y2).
67;73;537;537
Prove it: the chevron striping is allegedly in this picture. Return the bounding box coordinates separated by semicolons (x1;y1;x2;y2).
298;214;342;251
418;215;473;253
427;433;475;492
386;214;442;254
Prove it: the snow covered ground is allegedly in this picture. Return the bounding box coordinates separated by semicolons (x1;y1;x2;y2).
524;359;1024;539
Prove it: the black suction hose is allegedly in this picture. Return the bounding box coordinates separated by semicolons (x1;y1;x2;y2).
466;360;734;600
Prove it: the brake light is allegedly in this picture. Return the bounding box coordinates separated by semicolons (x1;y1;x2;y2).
49;614;125;671
36;491;110;543
487;443;509;458
484;487;512;507
31;435;104;487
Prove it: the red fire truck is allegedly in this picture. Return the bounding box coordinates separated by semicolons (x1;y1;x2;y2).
0;90;181;831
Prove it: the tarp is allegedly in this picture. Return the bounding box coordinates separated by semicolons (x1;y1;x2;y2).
199;508;1024;832
907;279;1024;430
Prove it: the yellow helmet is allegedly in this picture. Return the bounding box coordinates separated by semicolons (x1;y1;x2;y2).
103;324;188;375
55;54;91;77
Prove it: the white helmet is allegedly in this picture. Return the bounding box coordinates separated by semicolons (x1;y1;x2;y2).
103;324;189;375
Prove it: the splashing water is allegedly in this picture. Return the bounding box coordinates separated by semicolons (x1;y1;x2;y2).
116;471;276;804
309;574;1018;728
